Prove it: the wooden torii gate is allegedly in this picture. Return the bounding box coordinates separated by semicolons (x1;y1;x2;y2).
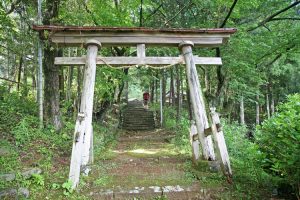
33;25;236;188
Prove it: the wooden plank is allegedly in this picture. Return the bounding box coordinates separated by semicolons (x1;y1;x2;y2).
210;107;232;176
51;35;225;47
53;31;232;38
190;121;200;162
137;44;146;58
69;40;100;189
32;25;237;35
81;124;93;165
180;41;215;160
54;56;222;66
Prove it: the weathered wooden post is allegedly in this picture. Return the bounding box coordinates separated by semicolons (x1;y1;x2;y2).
210;107;232;176
160;78;163;127
69;39;101;188
179;41;215;160
190;120;200;162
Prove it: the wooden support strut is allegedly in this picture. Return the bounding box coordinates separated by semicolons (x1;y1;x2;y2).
69;39;101;189
210;107;232;176
179;41;215;160
190;120;200;162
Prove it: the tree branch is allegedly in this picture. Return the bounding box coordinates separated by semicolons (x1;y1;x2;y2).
144;3;163;22
0;77;31;86
161;1;193;27
84;2;99;26
214;0;239;98
270;17;300;21
220;0;238;28
140;0;143;27
247;1;300;32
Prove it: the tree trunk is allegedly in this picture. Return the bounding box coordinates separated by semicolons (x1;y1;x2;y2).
124;80;128;103
76;66;83;114
160;78;163;126
176;65;181;122
22;59;28;96
266;88;270;119
150;78;154;103
42;0;62;131
270;85;275;115
170;68;175;106
185;76;193;121
31;73;36;89
271;96;275;115
240;96;245;125
66;48;73;101
117;68;129;103
59;68;64;101
17;56;23;92
162;69;166;107
256;93;260;125
44;45;62;131
155;71;159;103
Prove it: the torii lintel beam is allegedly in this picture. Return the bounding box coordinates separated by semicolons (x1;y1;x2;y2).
54;56;222;66
32;25;237;47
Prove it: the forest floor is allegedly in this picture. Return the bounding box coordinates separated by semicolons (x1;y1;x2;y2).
1;125;272;200
78;129;226;200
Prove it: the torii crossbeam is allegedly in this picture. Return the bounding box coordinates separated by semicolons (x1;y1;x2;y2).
33;25;236;189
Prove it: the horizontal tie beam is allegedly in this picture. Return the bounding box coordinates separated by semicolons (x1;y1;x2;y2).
54;56;222;66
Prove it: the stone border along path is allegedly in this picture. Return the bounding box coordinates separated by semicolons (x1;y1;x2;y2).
82;129;223;199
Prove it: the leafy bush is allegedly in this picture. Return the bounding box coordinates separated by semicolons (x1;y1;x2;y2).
223;120;272;197
162;106;191;153
257;94;300;197
0;92;37;133
12;116;40;146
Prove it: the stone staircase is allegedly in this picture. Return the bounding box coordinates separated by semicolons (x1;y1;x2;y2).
121;100;155;130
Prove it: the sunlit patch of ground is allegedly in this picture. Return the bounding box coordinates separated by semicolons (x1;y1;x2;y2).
78;129;225;199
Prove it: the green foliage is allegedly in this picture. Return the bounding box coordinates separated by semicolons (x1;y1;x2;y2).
94;175;112;187
12;116;40;146
223;120;272;198
153;195;168;200
31;174;45;186
162;106;191;154
0;92;37;133
62;180;73;196
257;94;300;195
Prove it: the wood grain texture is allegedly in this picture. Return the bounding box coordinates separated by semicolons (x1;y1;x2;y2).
180;42;215;160
54;56;222;66
190;121;200;162
210;108;232;176
69;43;99;189
51;35;225;47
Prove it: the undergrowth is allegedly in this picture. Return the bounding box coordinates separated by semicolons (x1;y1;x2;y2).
0;91;119;199
158;104;273;199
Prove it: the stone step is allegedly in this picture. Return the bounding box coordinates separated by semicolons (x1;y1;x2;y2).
88;185;218;200
123;123;154;127
121;102;155;130
122;124;155;127
123;120;155;123
122;126;155;130
123;111;154;115
123;113;154;117
123;117;154;120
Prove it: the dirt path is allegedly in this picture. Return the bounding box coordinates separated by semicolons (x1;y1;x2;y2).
80;129;222;200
